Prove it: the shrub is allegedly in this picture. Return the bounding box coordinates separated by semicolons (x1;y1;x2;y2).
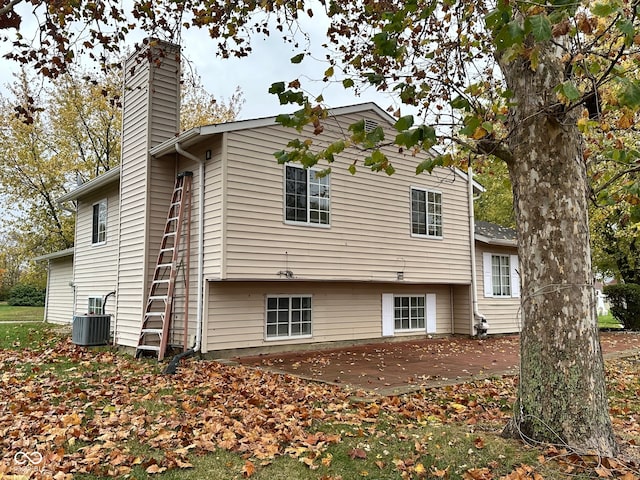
7;284;46;307
604;284;640;331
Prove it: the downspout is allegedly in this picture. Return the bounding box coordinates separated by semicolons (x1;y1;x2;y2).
468;163;488;337
165;142;204;373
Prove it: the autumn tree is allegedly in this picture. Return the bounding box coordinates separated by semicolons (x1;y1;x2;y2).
4;0;640;459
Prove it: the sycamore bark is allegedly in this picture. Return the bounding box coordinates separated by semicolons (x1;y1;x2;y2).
498;42;617;455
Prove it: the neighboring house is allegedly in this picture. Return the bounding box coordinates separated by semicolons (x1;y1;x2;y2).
41;40;522;357
474;220;521;334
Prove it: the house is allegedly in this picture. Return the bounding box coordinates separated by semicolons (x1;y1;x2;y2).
41;40;522;358
473;220;521;334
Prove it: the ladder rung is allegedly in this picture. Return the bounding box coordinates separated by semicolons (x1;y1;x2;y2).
164;232;177;238
156;263;173;269
152;279;170;285
141;328;163;335
160;248;174;254
136;345;161;352
148;295;168;302
144;312;164;317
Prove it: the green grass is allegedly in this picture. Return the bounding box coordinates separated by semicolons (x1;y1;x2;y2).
0;302;45;322
0;321;60;349
599;312;623;329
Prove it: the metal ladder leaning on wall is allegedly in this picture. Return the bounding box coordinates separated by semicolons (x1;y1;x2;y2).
136;171;193;361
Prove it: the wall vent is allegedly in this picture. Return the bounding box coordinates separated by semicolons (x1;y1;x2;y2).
364;119;379;133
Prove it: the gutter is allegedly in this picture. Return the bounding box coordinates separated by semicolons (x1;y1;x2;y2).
468;164;487;334
173;142;205;358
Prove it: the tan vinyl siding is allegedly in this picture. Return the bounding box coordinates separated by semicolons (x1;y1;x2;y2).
200;139;224;278
73;187;119;317
475;244;522;334
218;111;472;283
452;284;473;335
204;281;453;353
44;256;74;324
115;42;180;347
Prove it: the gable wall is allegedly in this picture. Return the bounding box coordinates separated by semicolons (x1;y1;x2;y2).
217;111;473;283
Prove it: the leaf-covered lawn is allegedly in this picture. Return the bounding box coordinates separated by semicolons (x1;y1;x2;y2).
1;324;640;479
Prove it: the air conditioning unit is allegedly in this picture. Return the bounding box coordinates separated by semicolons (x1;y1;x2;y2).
72;315;111;346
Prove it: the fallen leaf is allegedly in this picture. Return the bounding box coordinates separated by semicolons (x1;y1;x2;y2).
349;448;367;460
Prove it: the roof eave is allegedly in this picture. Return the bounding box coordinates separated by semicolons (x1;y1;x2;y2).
57;166;121;203
33;247;74;262
475;234;517;247
149;102;391;158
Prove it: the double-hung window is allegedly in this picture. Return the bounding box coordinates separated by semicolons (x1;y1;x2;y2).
482;252;520;298
492;255;511;297
285;165;330;226
411;188;442;237
266;295;312;339
92;200;107;245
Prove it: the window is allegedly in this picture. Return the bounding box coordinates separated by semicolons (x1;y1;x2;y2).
482;252;520;298
285;165;330;226
411;188;442;237
394;296;425;331
492;255;511;297
92;200;107;245
382;293;436;335
266;295;312;338
88;296;104;315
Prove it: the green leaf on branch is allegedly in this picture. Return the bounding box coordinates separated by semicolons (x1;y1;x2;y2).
395;124;437;150
460;115;482;137
343;78;355;88
495;21;525;51
268;82;286;95
394;115;414;132
525;15;552;41
290;53;305;64
619;80;640;108
450;96;471;111
616;19;634;44
559;81;581;102
416;154;453;174
591;2;618;16
364;149;394;175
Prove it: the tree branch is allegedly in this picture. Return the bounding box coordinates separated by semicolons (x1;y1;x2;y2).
447;135;515;165
0;0;23;18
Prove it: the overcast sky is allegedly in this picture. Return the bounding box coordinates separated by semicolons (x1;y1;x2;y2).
0;6;394;121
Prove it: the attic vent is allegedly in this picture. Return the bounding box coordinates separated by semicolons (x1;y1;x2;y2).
364;119;379;133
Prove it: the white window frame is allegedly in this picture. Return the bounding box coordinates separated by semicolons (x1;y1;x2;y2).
284;164;330;227
382;293;436;335
265;294;313;340
410;187;443;238
92;199;107;245
88;296;104;315
483;252;520;298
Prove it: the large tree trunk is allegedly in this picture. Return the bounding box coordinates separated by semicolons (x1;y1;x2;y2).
498;42;617;456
